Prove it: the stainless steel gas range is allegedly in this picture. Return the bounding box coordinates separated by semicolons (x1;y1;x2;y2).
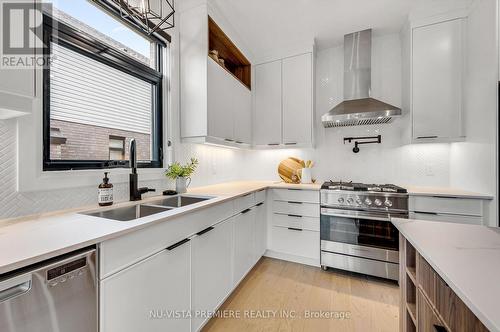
320;181;409;281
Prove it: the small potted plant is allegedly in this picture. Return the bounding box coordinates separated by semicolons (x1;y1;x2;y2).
165;158;199;193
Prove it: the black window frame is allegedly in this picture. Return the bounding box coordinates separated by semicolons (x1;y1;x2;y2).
42;14;165;171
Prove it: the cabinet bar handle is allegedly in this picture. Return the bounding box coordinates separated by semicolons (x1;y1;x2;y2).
433;325;447;332
267;143;280;146
284;142;297;145
256;202;264;207
166;238;190;251
224;138;234;142
196;226;214;236
241;208;251;214
416;136;438;139
288;201;303;205
288;214;302;218
414;211;439;215
287;227;303;232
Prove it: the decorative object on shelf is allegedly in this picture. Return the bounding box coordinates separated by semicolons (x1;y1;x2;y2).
300;160;314;184
278;157;305;184
114;0;175;35
165;158;199;193
218;58;225;67
209;49;219;62
343;135;382;153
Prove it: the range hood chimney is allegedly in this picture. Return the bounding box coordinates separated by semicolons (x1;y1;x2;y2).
322;29;402;128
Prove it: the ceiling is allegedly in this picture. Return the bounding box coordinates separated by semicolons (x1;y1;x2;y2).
211;0;415;57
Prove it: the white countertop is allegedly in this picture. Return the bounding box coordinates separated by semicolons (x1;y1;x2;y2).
0;181;319;275
405;185;494;199
392;218;500;332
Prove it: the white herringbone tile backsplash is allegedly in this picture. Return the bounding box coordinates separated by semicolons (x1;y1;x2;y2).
0;121;170;219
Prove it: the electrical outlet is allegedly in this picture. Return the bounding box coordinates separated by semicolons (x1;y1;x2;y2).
424;164;434;176
211;159;217;175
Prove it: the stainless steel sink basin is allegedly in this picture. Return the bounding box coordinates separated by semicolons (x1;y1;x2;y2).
83;204;172;221
149;195;213;208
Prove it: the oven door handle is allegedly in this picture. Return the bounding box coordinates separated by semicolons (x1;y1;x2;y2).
321;209;392;222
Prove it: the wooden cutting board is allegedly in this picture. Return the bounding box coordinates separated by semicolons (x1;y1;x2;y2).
278;157;305;184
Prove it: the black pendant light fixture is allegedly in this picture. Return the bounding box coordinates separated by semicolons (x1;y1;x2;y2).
114;0;175;35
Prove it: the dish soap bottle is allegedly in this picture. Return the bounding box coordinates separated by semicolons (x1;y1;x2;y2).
98;172;114;206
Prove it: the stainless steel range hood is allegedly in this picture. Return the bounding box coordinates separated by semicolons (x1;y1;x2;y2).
322;29;402;128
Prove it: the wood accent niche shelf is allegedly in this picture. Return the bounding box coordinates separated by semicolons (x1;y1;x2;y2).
208;16;251;90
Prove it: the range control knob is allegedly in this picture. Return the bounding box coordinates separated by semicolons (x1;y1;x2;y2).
384;199;393;207
337;197;345;204
355;196;362;205
364;198;372;206
374;199;382;206
346;197;354;205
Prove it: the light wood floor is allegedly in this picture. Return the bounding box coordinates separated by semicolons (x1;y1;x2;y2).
203;257;399;332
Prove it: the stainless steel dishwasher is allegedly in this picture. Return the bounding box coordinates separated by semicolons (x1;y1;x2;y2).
0;248;97;332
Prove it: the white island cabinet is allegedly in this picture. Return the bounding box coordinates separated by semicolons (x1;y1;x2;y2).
100;239;191;332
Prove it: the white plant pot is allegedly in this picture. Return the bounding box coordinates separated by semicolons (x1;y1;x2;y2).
176;177;191;194
301;168;312;184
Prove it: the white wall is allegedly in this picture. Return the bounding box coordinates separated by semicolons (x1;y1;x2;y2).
176;33;454;188
450;0;498;225
0;1;497;224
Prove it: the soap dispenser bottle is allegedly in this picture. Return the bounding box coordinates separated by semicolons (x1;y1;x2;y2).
98;172;114;206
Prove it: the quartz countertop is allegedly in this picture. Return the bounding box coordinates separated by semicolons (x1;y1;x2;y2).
392;218;500;332
0;181;319;275
405;186;494;199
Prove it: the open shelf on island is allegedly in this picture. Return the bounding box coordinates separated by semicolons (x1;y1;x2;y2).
208;16;251;90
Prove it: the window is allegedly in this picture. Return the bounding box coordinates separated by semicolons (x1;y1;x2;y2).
109;136;125;160
42;1;165;171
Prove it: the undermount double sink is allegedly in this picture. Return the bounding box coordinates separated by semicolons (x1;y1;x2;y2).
83;195;214;221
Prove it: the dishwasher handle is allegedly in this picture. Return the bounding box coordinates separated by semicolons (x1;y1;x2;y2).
0;274;32;303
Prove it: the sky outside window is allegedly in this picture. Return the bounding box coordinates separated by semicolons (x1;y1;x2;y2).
44;0;151;60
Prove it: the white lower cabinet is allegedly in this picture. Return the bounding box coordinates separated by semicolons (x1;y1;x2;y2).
100;240;191;332
254;202;267;260
271;226;320;261
233;208;256;284
191;218;234;332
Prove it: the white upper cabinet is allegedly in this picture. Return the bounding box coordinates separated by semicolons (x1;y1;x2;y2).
253;52;314;148
254;60;282;146
180;3;252;148
232;74;252;144
207;58;235;141
412;18;465;142
0;1;37;119
282;53;313;145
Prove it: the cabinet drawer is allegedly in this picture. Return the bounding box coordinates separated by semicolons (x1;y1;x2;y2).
255;189;266;204
417;291;447;332
410;196;483;217
271;226;319;259
417;255;488;332
272;213;319;232
234;193;255;212
99;200;234;278
272;200;319;218
272;189;319;203
411;212;483;225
